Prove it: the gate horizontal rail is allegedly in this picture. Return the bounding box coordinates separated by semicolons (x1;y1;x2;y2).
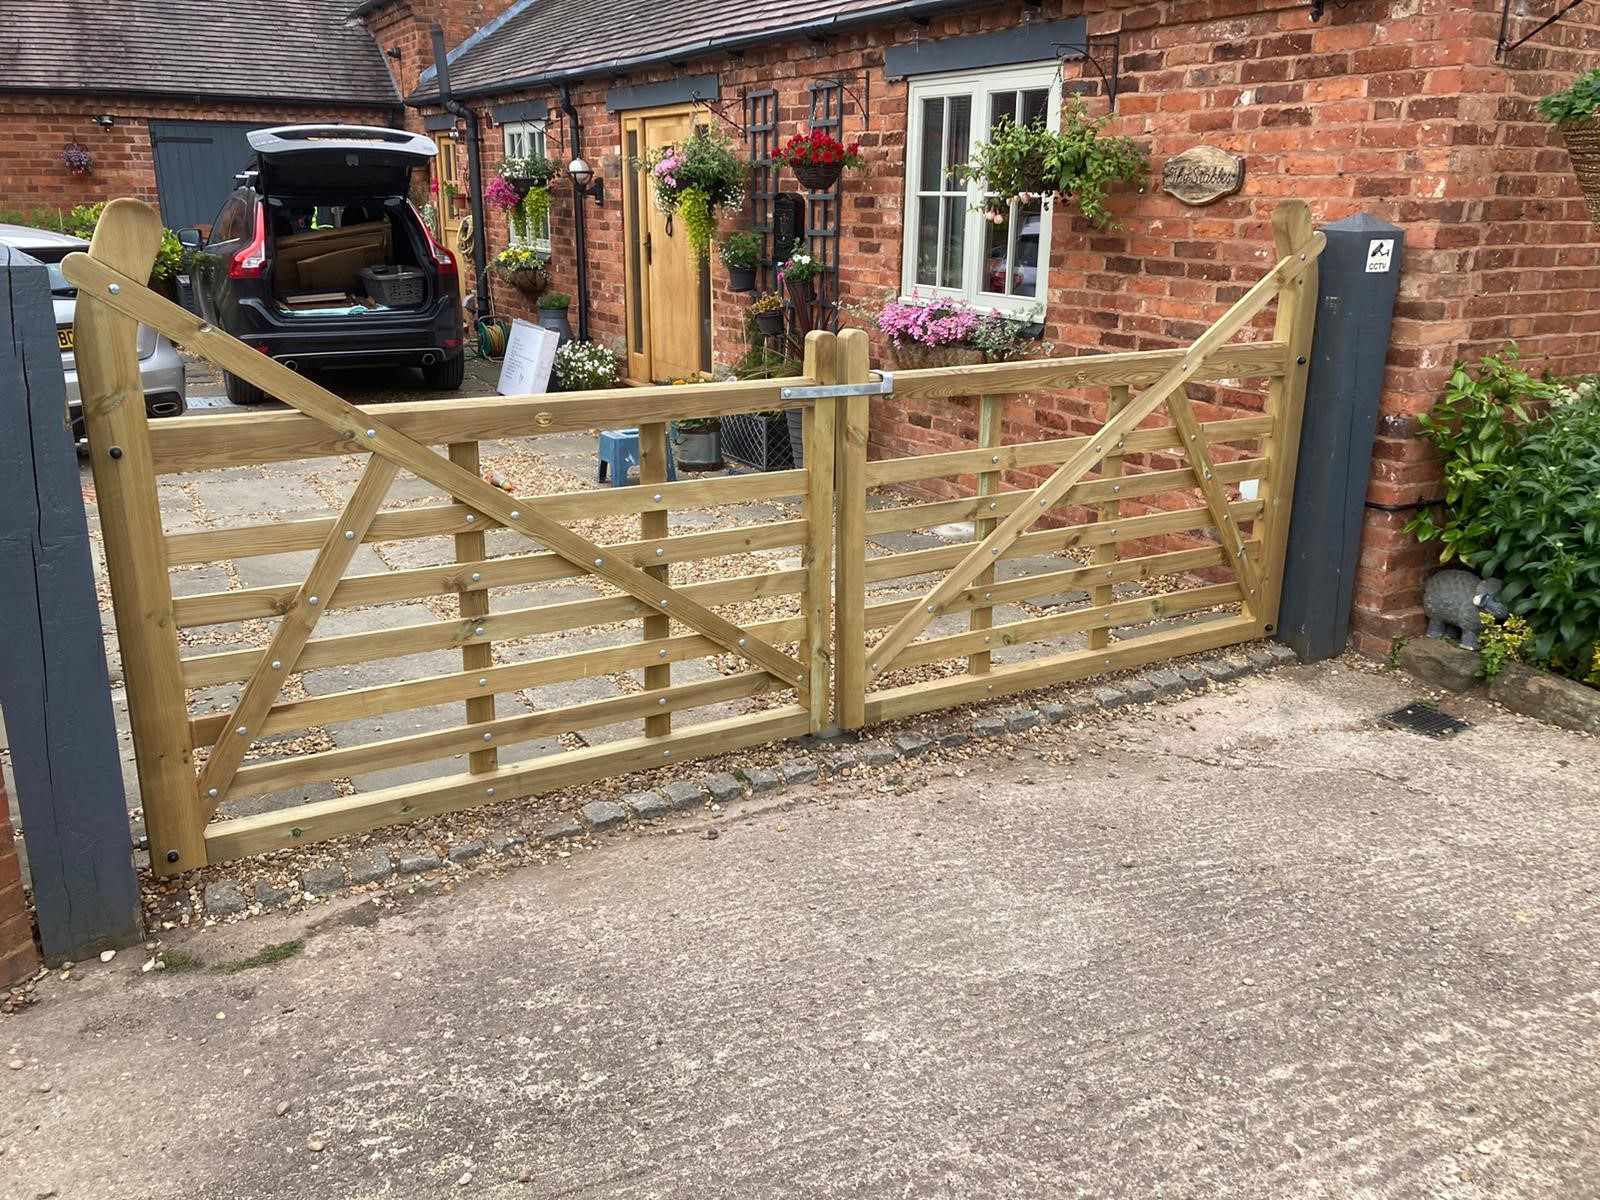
66;198;1318;874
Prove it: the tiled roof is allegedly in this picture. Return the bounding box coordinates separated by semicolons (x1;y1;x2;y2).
0;0;400;107
414;0;968;99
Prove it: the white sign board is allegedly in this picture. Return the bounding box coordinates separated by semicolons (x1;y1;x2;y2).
497;319;559;395
1365;239;1395;274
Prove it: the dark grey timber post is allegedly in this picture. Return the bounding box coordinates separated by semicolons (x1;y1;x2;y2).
1276;215;1404;662
0;244;143;960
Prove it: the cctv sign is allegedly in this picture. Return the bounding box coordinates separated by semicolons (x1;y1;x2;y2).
1365;239;1395;273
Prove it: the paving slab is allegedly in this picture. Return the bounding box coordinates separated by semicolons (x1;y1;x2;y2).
231;545;391;591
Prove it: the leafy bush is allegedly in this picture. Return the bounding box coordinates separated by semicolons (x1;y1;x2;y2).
719;231;760;269
1539;67;1600;125
552;340;618;391
151;229;186;279
537;291;571;310
1408;347;1600;678
64;202;106;238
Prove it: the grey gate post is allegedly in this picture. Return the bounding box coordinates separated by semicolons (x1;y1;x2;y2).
1275;215;1405;662
0;244;143;960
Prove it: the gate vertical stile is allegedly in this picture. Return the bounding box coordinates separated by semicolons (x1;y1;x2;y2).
450;441;498;772
1088;384;1129;652
967;395;1003;674
640;422;672;736
73;199;206;873
832;329;872;731
799;332;838;731
1254;203;1319;635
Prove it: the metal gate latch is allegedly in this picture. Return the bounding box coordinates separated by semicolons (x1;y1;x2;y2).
779;372;894;401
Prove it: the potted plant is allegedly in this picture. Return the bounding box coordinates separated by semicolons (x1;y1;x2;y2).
720;231;760;292
750;291;785;337
492;246;550;295
851;291;985;369
148;229;186;301
1540;67;1600;229
956;100;1148;230
777;248;822;305
498;155;557;242
58;143;93;175
671;417;723;470
775;128;864;192
537;291;575;345
638;129;748;263
552;340;620;391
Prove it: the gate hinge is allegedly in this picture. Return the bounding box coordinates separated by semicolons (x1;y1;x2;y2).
779;372;893;401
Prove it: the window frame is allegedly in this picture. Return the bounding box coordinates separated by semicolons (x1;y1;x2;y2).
900;63;1061;316
501;119;551;254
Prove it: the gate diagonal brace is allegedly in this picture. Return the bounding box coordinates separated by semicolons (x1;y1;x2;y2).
196;455;400;815
61;250;807;693
864;232;1324;681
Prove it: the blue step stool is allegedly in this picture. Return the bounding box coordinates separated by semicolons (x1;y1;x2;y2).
597;427;676;486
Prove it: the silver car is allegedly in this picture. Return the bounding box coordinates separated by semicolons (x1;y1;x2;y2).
0;224;186;441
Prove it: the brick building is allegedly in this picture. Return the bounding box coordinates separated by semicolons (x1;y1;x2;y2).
398;0;1600;655
0;0;403;228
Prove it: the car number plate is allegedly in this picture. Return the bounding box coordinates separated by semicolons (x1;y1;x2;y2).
57;328;74;352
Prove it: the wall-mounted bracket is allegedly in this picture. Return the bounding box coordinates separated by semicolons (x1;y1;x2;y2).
1055;32;1122;112
690;86;750;138
810;73;872;131
1496;0;1590;58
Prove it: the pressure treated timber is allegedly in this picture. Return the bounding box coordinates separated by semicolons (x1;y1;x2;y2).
165;471;806;565
233;671;772;794
861;615;1258;724
181;567;808;688
968;394;1003;675
187;613;810;744
880;341;1289;401
864;230;1322;681
171;519;808;625
1089;384;1129;653
863;458;1266;538
204;706;812;860
147;384;824;473
72;201;204;871
450;441;498;772
862;416;1272;487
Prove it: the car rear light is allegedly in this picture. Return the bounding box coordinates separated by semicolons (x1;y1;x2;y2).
411;204;457;274
229;205;268;279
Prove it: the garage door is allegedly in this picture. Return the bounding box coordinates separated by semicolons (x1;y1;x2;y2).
148;120;265;230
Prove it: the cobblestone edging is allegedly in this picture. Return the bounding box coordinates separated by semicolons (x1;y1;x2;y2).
195;644;1301;921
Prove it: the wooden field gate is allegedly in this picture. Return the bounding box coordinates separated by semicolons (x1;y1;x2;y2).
67;199;1322;875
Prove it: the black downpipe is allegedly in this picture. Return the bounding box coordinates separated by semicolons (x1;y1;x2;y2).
560;83;591;342
431;25;490;316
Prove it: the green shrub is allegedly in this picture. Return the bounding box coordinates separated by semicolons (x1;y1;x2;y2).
1408;347;1600;679
1539;67;1600;125
538;291;571;310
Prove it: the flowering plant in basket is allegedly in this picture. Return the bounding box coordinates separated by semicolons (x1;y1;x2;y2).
492;246;550;293
775;129;863;191
59;142;93;173
637;129;748;264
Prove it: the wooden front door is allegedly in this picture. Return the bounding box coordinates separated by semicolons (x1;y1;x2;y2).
622;108;707;383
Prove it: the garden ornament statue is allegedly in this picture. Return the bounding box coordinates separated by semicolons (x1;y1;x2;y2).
1423;569;1510;651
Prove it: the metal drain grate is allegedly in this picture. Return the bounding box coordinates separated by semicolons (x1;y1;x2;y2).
1382;702;1471;739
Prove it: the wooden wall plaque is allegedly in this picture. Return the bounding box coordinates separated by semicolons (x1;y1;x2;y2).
1161;146;1246;206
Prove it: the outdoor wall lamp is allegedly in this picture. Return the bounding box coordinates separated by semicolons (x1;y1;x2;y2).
567;157;605;207
93;114;115;130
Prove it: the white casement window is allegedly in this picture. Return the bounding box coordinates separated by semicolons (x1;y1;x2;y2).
502;120;551;253
902;64;1060;314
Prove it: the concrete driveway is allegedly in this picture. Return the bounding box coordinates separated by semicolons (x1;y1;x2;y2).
2;663;1597;1199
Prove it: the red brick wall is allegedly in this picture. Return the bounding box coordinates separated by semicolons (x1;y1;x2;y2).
423;0;1600;656
0;773;39;990
0;95;399;224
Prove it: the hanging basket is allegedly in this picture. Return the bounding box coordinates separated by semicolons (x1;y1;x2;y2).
791;159;843;192
1558;117;1600;230
886;343;985;369
497;265;548;295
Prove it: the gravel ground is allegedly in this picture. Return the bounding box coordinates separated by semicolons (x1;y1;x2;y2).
2;662;1598;1199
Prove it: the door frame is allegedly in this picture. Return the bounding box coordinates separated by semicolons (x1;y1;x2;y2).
620;104;710;384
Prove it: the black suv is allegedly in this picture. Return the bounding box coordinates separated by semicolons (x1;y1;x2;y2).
188;125;465;404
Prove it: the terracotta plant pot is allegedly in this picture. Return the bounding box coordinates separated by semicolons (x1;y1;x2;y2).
791;159;843;192
886;343;985;369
